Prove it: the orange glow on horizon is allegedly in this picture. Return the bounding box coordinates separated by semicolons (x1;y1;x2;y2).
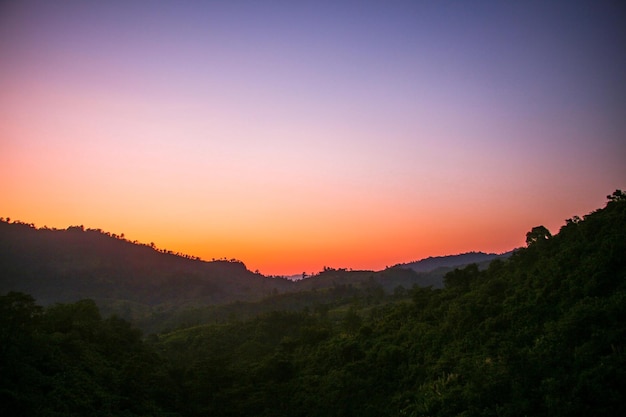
1;1;623;276
0;192;592;277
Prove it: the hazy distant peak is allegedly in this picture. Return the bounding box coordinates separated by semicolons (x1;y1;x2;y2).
397;251;512;273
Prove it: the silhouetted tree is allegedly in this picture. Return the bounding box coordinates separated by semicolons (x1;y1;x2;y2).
526;225;552;246
607;189;625;202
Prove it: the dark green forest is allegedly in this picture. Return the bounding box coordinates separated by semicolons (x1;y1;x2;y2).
0;217;495;333
1;191;625;416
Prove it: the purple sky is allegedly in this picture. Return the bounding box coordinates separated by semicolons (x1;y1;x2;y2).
1;1;624;274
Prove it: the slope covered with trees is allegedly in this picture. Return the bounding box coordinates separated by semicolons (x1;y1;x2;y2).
0;220;474;331
150;191;626;416
1;191;624;416
0;222;292;307
395;251;512;274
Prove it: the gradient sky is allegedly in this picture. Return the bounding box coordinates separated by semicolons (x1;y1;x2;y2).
1;1;625;275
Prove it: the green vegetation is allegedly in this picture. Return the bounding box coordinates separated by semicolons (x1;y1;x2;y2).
1;192;624;416
0;218;473;332
0;220;291;308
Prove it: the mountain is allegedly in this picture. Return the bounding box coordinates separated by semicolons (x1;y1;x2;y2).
295;266;448;292
397;251;513;273
0;222;293;308
0;219;511;329
3;192;624;416
0;221;510;312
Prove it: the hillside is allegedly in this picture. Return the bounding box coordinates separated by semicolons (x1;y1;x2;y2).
0;222;292;307
397;251;512;273
2;191;624;416
0;219;501;327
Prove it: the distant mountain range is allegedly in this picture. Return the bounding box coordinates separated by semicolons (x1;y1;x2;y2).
0;219;513;327
396;251;513;273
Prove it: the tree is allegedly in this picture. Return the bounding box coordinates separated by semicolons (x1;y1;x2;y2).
342;306;362;334
526;225;552;246
444;263;480;291
607;189;625;202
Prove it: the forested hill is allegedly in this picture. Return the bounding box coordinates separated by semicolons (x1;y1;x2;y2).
150;191;626;416
0;222;292;306
0;219;505;317
397;251;512;273
1;191;624;416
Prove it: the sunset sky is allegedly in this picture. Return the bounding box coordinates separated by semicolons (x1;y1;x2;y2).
1;1;624;275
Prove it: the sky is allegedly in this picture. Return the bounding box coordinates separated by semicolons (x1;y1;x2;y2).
1;0;625;275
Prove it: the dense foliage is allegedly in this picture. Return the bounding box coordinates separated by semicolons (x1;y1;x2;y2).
0;219;465;331
1;192;624;416
0;293;172;416
0;221;287;306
